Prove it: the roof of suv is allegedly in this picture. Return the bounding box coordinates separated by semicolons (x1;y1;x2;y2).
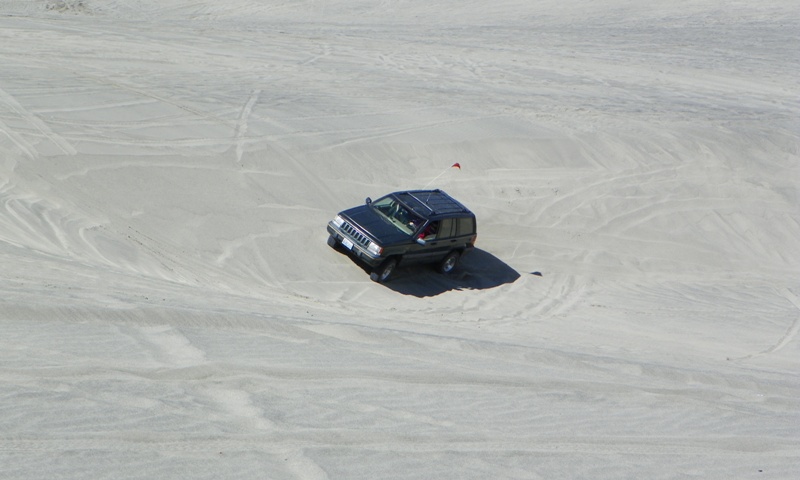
393;189;472;218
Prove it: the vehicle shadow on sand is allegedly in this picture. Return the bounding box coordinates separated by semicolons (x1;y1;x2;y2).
377;248;520;297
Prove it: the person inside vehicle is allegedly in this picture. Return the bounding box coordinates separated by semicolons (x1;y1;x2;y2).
417;221;438;241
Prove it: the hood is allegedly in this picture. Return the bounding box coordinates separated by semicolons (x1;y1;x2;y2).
340;205;410;245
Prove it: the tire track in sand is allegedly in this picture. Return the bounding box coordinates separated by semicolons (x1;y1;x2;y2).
732;288;800;361
0;84;76;158
1;433;795;458
235;89;261;166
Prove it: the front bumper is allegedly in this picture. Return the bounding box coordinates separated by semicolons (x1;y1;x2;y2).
327;223;383;267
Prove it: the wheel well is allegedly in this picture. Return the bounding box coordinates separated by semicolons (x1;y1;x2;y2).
377;255;400;268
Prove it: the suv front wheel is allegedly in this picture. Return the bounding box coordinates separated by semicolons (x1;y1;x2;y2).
438;250;460;274
370;258;397;283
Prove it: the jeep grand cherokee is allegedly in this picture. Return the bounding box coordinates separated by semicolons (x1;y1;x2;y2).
326;189;477;283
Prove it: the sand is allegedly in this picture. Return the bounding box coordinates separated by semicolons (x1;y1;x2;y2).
1;1;798;478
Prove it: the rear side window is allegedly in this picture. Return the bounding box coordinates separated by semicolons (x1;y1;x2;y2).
457;217;475;236
438;219;456;239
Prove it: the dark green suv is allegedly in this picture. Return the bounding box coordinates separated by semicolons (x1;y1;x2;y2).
326;189;477;283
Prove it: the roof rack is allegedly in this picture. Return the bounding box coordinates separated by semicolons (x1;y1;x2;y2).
406;191;435;213
396;189;469;216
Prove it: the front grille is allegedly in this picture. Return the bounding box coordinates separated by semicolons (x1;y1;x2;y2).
341;221;371;248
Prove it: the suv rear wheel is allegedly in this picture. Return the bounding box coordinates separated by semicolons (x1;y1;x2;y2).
438;251;460;274
370;258;397;283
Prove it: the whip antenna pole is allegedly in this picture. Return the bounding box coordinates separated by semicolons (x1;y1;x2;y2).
423;163;461;188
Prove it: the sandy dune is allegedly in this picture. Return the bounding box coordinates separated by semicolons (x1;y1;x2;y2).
1;1;798;478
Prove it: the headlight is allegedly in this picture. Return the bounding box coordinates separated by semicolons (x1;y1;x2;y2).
332;215;345;228
367;242;382;256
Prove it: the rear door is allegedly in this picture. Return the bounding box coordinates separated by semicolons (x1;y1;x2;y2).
423;218;458;263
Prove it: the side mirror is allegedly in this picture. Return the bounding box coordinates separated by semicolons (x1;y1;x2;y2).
415;237;426;246
365;197;372;205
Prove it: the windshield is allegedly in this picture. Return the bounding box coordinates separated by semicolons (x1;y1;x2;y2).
371;196;424;236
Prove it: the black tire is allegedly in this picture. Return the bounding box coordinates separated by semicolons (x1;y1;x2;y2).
370;258;397;283
438;250;460;274
326;235;338;249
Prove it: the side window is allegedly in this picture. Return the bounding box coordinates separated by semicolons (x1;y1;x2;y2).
438;219;456;239
457;217;475;237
